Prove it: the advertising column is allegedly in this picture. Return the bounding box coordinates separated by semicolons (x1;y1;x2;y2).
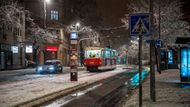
70;32;78;81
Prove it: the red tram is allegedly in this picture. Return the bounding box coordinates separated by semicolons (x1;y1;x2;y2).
83;47;117;72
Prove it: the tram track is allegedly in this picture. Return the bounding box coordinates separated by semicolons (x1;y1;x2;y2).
40;70;137;107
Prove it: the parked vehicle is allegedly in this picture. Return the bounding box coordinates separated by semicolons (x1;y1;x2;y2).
36;60;63;74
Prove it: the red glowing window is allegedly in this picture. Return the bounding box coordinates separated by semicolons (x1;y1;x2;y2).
46;46;58;51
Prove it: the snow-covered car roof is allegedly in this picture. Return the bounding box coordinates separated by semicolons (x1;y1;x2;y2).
45;60;62;63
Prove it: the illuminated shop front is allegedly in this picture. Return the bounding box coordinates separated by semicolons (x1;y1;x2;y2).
44;46;58;61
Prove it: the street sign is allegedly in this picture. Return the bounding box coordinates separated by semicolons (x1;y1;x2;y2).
70;40;78;44
155;39;163;48
146;39;154;44
70;32;78;40
129;13;151;36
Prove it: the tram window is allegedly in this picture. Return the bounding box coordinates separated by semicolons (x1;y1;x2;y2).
112;51;115;57
85;50;101;58
105;50;110;58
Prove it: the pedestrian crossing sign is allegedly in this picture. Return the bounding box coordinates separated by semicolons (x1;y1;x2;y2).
129;13;151;36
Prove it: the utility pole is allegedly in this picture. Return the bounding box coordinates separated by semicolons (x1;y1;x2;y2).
44;0;47;29
129;13;151;107
139;35;142;107
157;0;161;73
149;0;156;102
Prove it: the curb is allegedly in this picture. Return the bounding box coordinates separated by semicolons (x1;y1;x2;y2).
14;82;88;107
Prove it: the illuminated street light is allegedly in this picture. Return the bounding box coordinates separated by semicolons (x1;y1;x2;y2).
46;0;50;3
76;22;80;27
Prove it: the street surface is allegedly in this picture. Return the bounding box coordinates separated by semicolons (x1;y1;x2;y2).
0;68;69;84
42;68;138;107
0;65;137;107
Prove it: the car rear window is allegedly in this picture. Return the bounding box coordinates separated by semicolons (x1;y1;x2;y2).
44;61;61;65
56;61;61;64
44;62;55;65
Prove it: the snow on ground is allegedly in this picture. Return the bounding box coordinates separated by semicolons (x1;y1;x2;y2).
122;69;190;107
0;66;127;107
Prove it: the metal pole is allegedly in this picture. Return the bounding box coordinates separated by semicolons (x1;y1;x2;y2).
149;0;156;102
44;0;46;28
139;35;143;107
158;0;161;39
157;0;161;73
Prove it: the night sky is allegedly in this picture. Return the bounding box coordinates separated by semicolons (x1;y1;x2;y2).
96;0;129;27
97;0;190;27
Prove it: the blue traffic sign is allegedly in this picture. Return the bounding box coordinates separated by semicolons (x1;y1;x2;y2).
129;13;151;36
155;39;163;48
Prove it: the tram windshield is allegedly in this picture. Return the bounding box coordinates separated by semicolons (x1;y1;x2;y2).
85;50;101;58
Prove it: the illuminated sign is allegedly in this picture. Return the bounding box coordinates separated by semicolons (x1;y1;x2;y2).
180;48;190;77
12;46;18;53
25;45;33;53
168;50;173;64
180;47;190;82
70;32;78;39
46;46;58;51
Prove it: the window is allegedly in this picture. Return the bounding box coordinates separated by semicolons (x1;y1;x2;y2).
105;50;111;58
85;50;101;58
51;10;59;20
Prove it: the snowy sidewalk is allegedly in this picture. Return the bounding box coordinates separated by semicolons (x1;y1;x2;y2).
123;69;190;107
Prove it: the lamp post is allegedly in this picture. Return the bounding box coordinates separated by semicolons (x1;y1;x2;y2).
44;0;50;28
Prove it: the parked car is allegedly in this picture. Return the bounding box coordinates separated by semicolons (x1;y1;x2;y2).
36;60;63;74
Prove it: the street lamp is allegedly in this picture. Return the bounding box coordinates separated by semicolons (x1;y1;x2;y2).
46;0;51;3
44;0;50;28
76;22;80;28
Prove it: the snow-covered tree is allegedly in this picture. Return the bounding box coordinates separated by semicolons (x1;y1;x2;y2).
120;0;189;61
0;1;60;46
0;1;26;29
118;38;149;61
121;0;189;45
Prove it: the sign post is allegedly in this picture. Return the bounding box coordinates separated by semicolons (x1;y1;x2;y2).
70;32;78;81
129;13;150;107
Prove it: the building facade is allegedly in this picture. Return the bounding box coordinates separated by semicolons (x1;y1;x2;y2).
24;0;70;66
0;1;26;70
0;0;70;70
